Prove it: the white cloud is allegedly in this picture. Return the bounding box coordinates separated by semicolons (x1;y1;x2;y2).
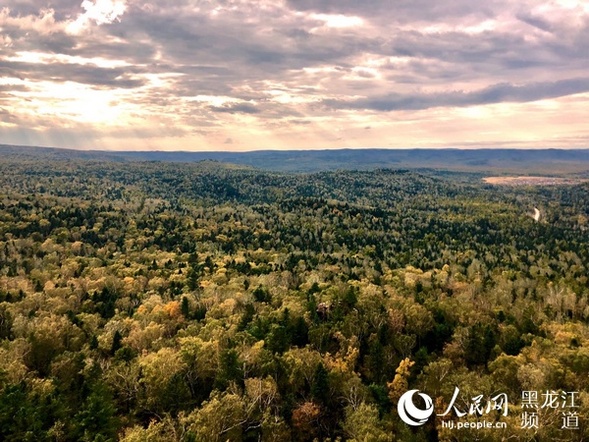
67;0;128;34
309;13;363;28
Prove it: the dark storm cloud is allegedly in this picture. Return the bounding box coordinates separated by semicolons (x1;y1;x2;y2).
324;78;589;111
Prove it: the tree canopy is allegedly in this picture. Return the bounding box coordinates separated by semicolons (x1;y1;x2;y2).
0;156;588;440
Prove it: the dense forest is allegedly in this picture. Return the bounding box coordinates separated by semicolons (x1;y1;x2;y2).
1;156;588;441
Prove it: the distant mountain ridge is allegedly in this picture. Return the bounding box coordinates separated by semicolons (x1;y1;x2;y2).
2;144;589;174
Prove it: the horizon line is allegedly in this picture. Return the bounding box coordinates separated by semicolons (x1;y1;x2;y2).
2;143;589;154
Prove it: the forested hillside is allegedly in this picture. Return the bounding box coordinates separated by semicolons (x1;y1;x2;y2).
3;144;589;173
1;157;588;441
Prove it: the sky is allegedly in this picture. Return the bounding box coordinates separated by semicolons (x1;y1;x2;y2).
1;0;589;151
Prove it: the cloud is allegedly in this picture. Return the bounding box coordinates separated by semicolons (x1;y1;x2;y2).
209;103;261;114
516;12;554;33
81;0;127;25
0;7;63;35
0;106;18;124
285;0;502;24
1;0;589;149
67;0;128;33
323;78;589;111
0;59;146;88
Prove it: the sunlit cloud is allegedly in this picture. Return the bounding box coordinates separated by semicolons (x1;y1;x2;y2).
0;7;63;35
309;13;364;28
5;51;132;68
67;0;128;34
